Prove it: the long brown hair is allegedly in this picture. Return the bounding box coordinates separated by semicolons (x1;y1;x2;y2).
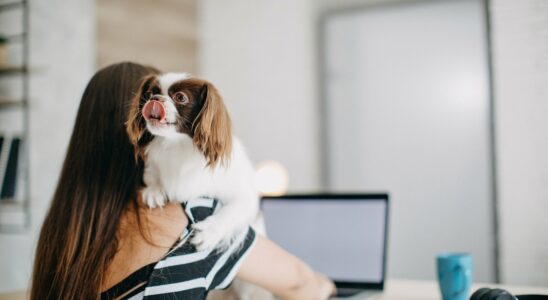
31;62;159;300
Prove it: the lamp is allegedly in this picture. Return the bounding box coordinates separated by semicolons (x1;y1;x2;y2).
255;160;289;196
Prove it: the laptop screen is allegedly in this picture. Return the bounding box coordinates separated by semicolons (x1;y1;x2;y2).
261;195;388;285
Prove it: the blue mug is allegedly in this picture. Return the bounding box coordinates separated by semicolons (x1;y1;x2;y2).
437;253;473;300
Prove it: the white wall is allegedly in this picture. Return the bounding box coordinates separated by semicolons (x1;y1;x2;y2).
0;0;95;292
198;0;321;191
491;0;548;285
96;0;198;73
324;0;494;281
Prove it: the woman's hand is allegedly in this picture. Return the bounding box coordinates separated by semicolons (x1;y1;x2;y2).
315;273;337;299
237;235;337;300
289;272;336;300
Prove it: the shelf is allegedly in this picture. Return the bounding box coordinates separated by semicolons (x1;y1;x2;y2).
2;33;25;42
0;0;30;235
0;199;28;233
0;98;26;109
0;198;22;206
0;1;23;11
0;65;26;76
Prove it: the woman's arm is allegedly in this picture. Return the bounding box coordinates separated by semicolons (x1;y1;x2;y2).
237;235;336;300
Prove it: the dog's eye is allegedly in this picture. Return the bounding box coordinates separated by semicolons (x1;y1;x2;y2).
173;92;189;104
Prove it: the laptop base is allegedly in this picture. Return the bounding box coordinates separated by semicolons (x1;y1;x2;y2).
331;289;381;299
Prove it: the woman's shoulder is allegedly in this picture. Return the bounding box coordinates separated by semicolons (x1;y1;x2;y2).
101;201;189;293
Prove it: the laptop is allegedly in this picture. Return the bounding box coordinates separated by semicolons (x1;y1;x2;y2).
261;194;389;299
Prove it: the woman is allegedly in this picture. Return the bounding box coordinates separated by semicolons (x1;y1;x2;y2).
30;62;335;300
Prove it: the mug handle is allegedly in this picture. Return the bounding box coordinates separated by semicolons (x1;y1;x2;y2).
452;264;470;296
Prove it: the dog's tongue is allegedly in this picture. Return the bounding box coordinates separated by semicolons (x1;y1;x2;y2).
142;100;166;122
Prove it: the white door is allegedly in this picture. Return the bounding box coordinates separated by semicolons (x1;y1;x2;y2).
323;0;495;281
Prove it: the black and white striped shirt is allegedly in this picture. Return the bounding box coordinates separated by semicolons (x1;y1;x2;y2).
101;197;257;300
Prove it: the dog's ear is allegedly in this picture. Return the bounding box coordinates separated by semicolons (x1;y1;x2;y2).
126;75;156;161
192;81;232;167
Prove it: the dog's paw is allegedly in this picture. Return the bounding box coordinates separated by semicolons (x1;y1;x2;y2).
191;218;226;251
141;187;166;208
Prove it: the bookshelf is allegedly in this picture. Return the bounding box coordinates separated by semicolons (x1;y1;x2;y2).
0;0;30;233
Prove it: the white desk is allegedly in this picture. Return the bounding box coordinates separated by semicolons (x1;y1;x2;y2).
2;279;547;299
378;279;548;300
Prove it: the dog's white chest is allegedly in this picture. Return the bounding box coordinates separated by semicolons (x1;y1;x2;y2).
145;138;216;201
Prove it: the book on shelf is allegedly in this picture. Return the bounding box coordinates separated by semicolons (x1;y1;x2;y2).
0;135;21;201
0;135;27;228
0;135;4;198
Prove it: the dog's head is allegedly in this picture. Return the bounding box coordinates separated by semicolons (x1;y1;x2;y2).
126;73;232;167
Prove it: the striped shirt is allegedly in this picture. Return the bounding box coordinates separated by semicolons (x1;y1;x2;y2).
101;197;257;300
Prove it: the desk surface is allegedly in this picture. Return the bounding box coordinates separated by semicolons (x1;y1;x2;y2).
379;279;548;300
1;279;548;300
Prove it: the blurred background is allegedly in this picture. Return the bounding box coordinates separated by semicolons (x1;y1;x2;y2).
0;0;547;294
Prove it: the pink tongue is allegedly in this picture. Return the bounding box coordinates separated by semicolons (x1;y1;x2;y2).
142;100;166;122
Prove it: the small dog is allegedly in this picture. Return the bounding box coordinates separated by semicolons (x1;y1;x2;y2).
126;72;260;251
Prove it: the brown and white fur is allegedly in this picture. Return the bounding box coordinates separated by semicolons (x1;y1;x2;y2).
126;72;260;252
